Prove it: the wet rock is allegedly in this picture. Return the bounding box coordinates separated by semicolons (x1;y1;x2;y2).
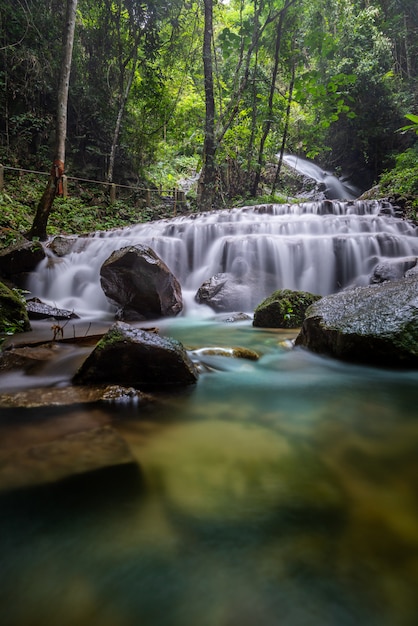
73;321;198;390
195;272;252;312
100;244;183;321
370;257;417;284
0;425;136;492
191;346;259;361
253;289;321;328
218;312;252;323
26;297;79;320
0;384;151;409
47;235;77;257
0;280;31;334
0;240;46;283
295;275;418;367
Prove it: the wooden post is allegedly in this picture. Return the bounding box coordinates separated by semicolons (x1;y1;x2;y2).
62;175;68;198
110;183;116;204
0;164;3;192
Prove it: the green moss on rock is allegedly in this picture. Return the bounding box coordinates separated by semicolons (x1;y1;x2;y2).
253;289;321;328
0;281;31;335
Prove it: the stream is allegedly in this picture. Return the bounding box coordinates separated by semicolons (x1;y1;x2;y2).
0;198;418;625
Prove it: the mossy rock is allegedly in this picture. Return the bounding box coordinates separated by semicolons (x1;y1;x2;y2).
253;289;321;329
0;281;31;335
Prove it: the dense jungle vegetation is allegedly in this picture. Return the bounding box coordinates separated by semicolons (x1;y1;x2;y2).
0;0;417;231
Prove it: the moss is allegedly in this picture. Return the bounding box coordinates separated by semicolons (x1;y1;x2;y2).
0;281;31;336
253;289;321;329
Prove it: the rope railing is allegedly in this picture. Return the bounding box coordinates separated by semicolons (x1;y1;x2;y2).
0;163;189;212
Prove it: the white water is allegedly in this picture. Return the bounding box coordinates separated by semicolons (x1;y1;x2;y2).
28;200;418;317
283;154;361;200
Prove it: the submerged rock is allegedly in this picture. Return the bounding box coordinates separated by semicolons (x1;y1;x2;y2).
0;426;136;493
100;244;183;321
253;289;321;328
295;276;418;367
0;385;151;409
73;321;198;390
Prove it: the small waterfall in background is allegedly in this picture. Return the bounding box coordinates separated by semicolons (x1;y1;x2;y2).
282;154;361;200
28;199;418;317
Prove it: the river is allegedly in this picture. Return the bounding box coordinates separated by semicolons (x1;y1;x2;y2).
0;199;418;625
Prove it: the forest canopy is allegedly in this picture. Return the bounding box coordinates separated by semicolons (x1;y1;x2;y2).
0;0;417;207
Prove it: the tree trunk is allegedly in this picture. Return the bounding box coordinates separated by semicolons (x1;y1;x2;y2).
197;0;216;211
272;62;295;194
27;0;78;240
107;55;137;184
251;0;290;197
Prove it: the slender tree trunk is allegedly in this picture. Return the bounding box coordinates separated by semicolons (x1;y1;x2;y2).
27;0;78;240
272;61;295;193
251;0;289;197
198;0;216;211
107;54;137;183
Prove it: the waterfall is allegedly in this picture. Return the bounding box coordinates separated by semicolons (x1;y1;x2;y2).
282;154;361;200
28;199;418;317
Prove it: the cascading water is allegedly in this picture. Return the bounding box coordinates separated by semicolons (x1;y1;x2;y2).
28;199;418;317
2;198;418;626
282;154;361;200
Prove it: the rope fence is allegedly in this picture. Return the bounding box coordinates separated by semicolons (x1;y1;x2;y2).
0;163;189;215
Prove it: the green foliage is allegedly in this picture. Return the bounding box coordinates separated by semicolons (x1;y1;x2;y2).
399;114;418;135
379;144;418;211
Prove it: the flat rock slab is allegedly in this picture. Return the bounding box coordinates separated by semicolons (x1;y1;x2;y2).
0;425;136;493
0;385;151;409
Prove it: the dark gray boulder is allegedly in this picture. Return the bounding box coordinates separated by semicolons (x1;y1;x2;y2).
73;322;198;389
0;240;46;283
253;289;321;328
295;275;418;367
100;244;183;321
195;272;252;312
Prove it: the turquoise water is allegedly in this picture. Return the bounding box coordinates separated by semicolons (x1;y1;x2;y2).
0;318;418;625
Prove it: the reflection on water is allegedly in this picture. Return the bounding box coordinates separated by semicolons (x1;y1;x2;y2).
0;319;418;626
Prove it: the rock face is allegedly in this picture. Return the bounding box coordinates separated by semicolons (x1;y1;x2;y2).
0;240;46;283
0;281;31;333
295;276;418;367
100;244;183;321
253;289;321;328
370;257;417;284
73;322;198;389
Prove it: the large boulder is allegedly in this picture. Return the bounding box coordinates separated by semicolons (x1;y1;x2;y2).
295;275;418;367
100;244;183;321
253;289;321;328
0;240;46;283
0;281;31;334
73;322;198;389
